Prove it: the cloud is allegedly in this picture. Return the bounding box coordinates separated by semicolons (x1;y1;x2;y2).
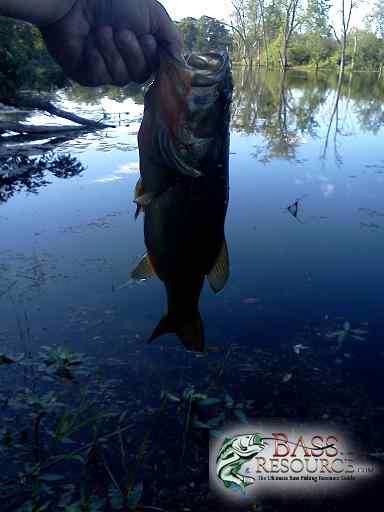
321;183;335;198
94;175;123;183
116;162;140;175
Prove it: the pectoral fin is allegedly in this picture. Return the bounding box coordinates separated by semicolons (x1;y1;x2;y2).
134;177;144;200
208;239;230;294
130;254;156;280
134;178;145;219
134;192;155;207
134;204;142;220
149;312;205;352
133;192;156;219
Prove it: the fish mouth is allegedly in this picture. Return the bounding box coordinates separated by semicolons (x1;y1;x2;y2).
185;52;230;87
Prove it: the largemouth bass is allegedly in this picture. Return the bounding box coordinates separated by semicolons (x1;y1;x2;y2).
131;50;233;352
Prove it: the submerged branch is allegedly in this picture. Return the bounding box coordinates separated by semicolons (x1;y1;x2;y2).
0;93;115;136
12;94;113;127
0;121;94;136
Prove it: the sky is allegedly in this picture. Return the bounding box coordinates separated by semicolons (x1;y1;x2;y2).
161;0;375;30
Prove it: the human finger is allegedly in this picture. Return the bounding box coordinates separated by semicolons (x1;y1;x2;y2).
151;0;183;57
95;26;131;86
76;36;112;86
115;29;151;83
139;34;158;73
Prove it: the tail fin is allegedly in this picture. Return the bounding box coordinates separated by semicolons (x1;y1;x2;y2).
148;312;205;353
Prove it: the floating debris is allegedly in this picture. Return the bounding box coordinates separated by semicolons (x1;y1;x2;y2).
0;354;16;365
242;297;260;305
286;194;307;222
293;344;309;355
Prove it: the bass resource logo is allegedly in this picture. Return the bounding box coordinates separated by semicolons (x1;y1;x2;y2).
210;424;379;501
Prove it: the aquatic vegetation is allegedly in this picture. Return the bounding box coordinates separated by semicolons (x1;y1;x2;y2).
164;385;252;446
0;347;146;511
326;320;368;348
36;346;90;382
0;315;381;511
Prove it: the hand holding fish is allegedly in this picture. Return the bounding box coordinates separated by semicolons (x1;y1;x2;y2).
0;0;182;86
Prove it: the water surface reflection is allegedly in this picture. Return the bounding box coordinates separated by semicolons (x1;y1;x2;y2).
0;66;384;509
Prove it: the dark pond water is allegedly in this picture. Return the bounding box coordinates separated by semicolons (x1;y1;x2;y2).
1;68;383;510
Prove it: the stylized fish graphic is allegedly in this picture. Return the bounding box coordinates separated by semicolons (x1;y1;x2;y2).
131;50;233;352
216;434;266;492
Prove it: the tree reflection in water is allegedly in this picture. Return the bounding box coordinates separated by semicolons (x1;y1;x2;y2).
2;69;384;205
231;65;384;164
0;153;84;203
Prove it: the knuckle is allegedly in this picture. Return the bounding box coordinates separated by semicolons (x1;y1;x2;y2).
116;29;136;48
139;35;157;57
109;59;129;84
97;26;113;44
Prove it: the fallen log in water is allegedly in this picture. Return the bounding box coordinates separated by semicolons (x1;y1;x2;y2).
0;93;115;134
0;131;94;159
0;121;94;136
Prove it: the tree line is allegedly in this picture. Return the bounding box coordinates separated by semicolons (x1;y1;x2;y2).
178;1;384;74
0;17;65;96
1;2;384;95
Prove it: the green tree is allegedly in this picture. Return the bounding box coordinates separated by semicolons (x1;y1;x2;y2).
302;0;331;70
178;16;233;54
371;0;384;37
0;17;65;94
230;0;254;65
178;17;199;52
264;0;283;41
280;0;304;68
347;29;384;72
305;0;331;35
195;16;233;52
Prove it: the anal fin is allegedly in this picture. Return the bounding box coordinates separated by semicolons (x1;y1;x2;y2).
130;253;156;280
207;239;230;293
